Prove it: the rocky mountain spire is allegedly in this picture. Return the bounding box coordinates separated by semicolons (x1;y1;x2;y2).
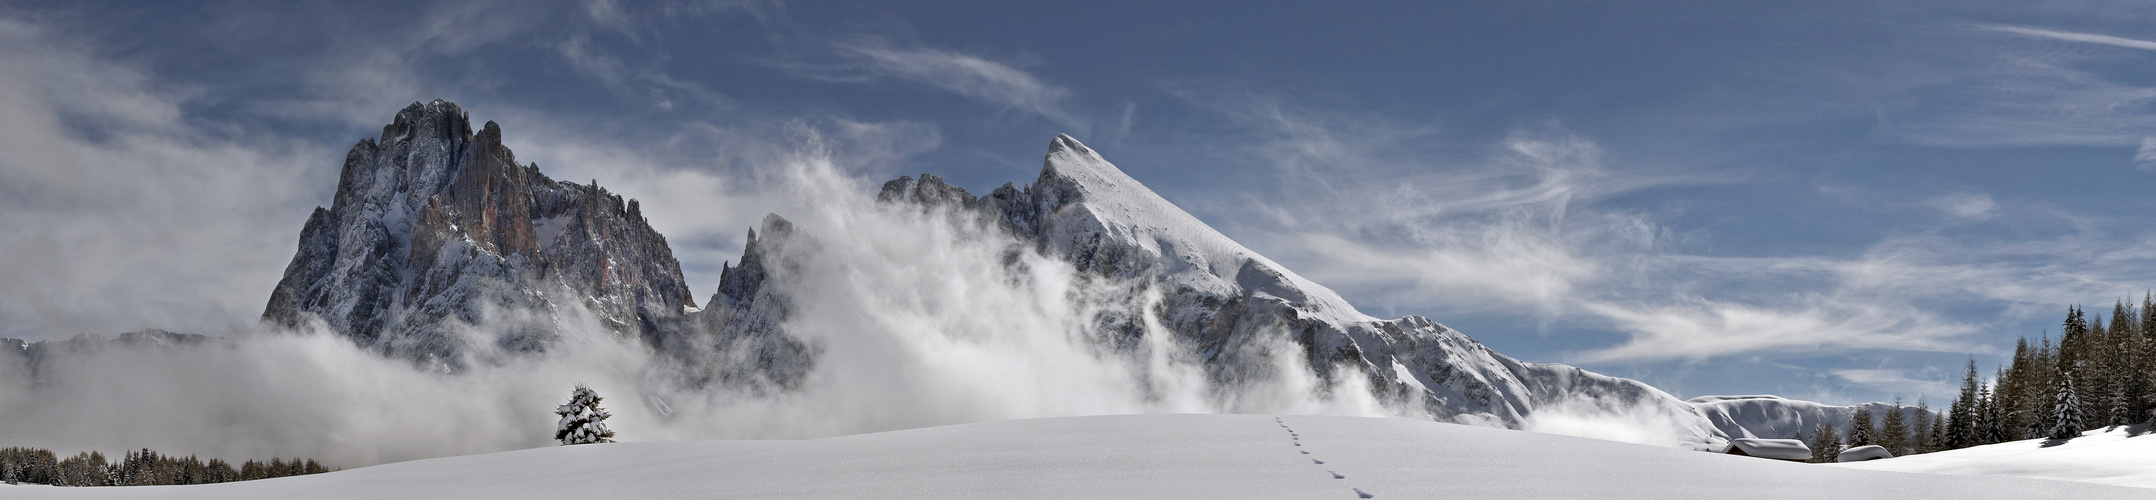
263;100;693;364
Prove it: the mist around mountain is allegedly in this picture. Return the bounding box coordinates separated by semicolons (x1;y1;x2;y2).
0;101;1748;467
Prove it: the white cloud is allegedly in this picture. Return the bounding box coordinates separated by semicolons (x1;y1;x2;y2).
2136;137;2156;171
1982;25;2156;52
1928;191;1997;220
1573;296;1977;363
1832;368;1959;401
831;41;1082;131
0;17;333;339
1163;94;2042;365
1866;24;2156;148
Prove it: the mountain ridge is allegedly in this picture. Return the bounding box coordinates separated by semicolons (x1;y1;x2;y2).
875;133;1722;447
255;101;1723;447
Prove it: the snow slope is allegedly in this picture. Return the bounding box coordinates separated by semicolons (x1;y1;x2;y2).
8;414;2144;499
1835;424;2156;489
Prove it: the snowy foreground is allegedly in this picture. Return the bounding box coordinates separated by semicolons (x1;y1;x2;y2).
1836;424;2156;489
6;414;2149;499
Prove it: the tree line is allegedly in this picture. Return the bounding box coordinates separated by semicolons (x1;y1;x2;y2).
0;447;329;486
1806;298;2156;463
1805;396;1941;463
1964;301;2156;444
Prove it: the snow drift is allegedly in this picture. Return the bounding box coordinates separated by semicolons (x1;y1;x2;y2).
3;414;2145;500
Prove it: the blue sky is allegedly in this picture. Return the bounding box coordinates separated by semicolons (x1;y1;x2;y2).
4;1;2156;405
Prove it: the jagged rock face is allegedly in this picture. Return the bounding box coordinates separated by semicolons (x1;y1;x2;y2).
262;100;693;364
875;135;1724;448
647;214;818;391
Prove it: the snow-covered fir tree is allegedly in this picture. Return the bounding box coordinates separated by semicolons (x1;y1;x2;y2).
555;384;617;445
2049;372;2084;441
1808;422;1843;463
1847;406;1873;447
1976;385;2004;445
1945;359;1980;449
2108;372;2134;427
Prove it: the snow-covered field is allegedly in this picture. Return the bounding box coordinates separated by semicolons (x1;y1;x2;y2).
5;414;2148;499
1836;424;2156;489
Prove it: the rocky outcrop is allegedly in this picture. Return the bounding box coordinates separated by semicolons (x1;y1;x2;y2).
262;100;693;365
649;214;818;391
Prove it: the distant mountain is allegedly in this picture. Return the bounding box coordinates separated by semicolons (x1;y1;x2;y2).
868;135;1721;447
0;329;219;380
1691;394;1940;443
257;101;1724;446
261;100;694;365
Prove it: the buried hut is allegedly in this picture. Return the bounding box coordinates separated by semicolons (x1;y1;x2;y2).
1836;444;1893;462
1723;438;1811;462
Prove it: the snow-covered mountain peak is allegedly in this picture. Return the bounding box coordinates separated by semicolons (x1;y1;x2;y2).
1029;134;1368;323
869;135;1726;447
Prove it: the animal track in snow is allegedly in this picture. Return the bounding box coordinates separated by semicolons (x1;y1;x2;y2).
1278;417;1373;498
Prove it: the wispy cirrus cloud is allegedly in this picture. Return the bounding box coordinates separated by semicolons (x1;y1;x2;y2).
801;39;1083;132
1981;25;2156;51
1155;89;2146;371
1865;23;2156;149
1832;368;1959;401
1573;295;1978;363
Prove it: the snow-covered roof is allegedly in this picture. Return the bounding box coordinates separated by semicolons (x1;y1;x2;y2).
1726;438;1811;461
1837;445;1892;462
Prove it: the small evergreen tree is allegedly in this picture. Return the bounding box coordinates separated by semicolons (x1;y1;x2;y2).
1808;422;1843;463
2109;370;2135;427
1927;413;1947;452
555;383;618;445
1848;406;1874;447
1880;397;1909;456
1946;359;1980;449
2050;371;2085;440
1911;398;1933;454
1974;385;2002;445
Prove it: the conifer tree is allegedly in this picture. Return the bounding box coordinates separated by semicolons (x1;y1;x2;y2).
1984;386;2009;444
2064;306;2097;425
555;383;618;445
1926;413;1947;454
2110;369;2135;427
1998;339;2032;436
1848;406;1874;447
1946;359;1980;449
1880;397;1909;456
1808;422;1843;463
1911;398;1933;454
1977;385;1994;445
2050;371;2085;440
